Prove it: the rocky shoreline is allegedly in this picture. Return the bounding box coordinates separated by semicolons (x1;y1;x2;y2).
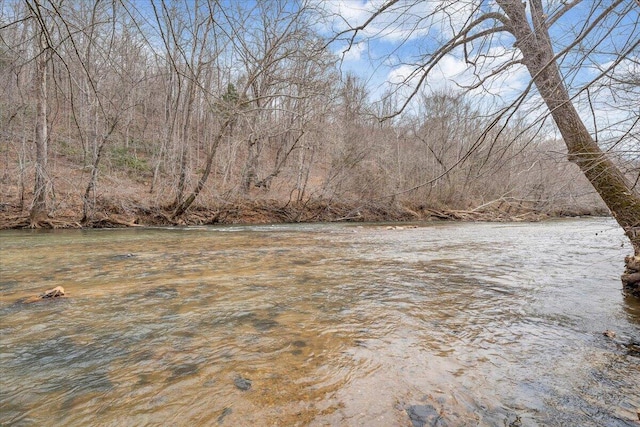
622;255;640;298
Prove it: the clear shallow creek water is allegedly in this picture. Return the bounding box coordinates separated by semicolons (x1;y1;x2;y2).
0;218;638;426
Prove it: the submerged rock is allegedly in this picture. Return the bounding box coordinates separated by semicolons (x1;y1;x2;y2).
406;404;445;427
217;407;232;424
170;363;200;379
251;318;279;331
234;376;252;391
625;341;640;357
622;255;640;298
386;225;419;230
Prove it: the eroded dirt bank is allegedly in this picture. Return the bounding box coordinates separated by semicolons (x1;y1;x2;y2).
0;197;606;229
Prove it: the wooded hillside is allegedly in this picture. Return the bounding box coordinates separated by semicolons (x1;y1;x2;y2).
1;0;625;227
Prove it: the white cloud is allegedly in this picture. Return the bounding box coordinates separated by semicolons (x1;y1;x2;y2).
314;0;437;43
315;0;637;146
434;55;468;85
572;56;640;143
319;0;525;95
387;64;417;85
341;40;367;62
383;47;529;106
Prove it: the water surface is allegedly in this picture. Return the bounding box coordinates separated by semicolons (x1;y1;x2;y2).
1;219;638;426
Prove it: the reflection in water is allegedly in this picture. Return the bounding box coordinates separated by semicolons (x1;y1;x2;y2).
0;219;638;426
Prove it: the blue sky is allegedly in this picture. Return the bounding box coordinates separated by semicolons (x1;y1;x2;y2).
4;0;634;141
314;0;639;140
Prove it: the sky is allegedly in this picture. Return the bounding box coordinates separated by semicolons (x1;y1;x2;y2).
2;0;636;145
313;0;639;143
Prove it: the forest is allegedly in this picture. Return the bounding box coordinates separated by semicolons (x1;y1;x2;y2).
0;0;637;229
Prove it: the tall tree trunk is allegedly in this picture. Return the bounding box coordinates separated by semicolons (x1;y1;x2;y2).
30;26;50;225
497;0;640;295
174;77;196;207
242;137;259;192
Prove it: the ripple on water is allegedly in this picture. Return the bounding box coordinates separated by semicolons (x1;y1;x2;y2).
0;219;638;426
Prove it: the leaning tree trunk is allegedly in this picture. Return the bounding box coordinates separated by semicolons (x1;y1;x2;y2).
81;121;117;224
497;0;640;296
172;116;235;219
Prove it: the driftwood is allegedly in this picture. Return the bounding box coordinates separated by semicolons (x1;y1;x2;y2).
39;219;82;228
84;214;141;228
424;208;454;220
40;286;65;298
423;206;544;222
17;286;66;304
1;215;30;229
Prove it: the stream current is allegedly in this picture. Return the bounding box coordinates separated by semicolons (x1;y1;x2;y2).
0;218;638;426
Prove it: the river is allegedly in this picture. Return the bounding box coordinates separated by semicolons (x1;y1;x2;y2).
0;218;638;426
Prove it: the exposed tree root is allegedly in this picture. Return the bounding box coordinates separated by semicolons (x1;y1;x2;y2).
83;214;142;228
1;215;31;229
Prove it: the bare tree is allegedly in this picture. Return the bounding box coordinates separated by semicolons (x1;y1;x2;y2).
222;0;325;194
25;0;53;225
173;0;334;216
498;0;639;293
329;0;640;295
150;0;218;207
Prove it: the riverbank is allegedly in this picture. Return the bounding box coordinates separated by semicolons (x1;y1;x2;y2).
0;197;608;229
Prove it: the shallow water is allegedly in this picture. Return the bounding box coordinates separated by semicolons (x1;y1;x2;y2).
0;218;638;426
